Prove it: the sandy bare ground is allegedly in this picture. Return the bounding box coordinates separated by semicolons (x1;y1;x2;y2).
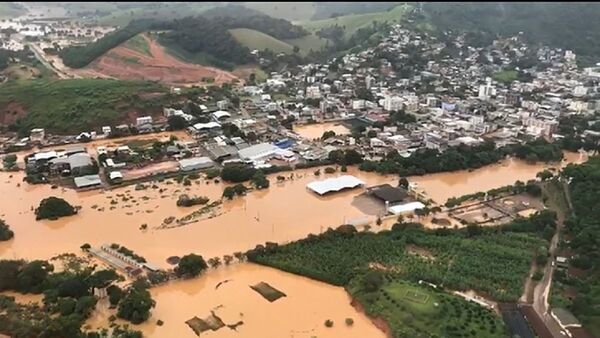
86;34;238;85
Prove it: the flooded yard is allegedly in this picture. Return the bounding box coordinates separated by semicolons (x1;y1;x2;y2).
0;142;587;337
293;122;351;140
86;263;385;338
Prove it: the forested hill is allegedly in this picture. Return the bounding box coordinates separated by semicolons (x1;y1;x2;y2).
199;5;308;40
420;2;600;65
59;9;308;69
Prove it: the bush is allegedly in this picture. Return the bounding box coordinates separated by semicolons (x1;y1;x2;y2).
0;219;14;241
324;319;334;327
324;167;336;174
345;318;354;326
176;194;209;207
205;169;221;179
175;254;208;278
221;165;256;183
35;197;76;220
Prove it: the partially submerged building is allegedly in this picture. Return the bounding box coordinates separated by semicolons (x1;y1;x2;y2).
307;175;365;195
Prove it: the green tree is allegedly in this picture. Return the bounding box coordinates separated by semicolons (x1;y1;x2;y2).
175;254;208;278
107;285;124;307
361;270;384;292
35;197;76;220
167;115;188;130
75;295;98;317
17;260;53;293
0;219;14;241
117;288;155;324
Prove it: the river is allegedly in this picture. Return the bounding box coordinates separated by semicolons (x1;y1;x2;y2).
0;142;587;337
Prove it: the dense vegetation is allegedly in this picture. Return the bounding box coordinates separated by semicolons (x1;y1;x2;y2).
421;2;600;66
60;19;159;68
445;180;542;208
350;277;507;337
0;256;143;337
360;139;563;176
1;79;166;135
35;197;76;220
0;219;14;241
158;12;307;68
560;157;600;335
248;216;550;302
201;5;308;39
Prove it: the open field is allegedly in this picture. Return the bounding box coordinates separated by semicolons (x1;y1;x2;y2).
241;2;317;22
230;28;294;54
349;279;507;337
300;4;412;38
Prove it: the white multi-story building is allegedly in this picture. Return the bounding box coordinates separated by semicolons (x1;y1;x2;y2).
306;86;322;99
136;116;153;127
383;96;403;111
478;77;496;101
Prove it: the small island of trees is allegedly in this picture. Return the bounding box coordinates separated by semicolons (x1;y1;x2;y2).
35;197;77;220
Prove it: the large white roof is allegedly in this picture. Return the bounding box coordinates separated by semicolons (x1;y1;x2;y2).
307;175;365;195
388;201;426;215
237;143;279;161
193;122;221;130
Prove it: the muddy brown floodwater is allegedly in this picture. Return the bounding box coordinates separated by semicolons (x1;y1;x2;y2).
293;122;351;140
86;263;386;338
0;140;586;337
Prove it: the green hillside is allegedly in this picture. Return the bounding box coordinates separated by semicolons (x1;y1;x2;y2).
230;28;294;54
241;2;316;22
123;34;152;56
0;79;166;135
301;4;412;38
420;2;600;65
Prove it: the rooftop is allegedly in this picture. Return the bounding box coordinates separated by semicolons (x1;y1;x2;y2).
307;175;365;195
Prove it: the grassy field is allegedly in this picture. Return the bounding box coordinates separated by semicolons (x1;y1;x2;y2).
229;28;329;56
493;70;519;84
241;2;316;22
0;79;166;135
124;34;152;56
349;278;507;337
284;34;329;55
95;3;215;27
230;28;294;54
301;4;412;38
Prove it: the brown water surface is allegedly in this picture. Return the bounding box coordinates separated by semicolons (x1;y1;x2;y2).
293;122;350;140
86;263;385;338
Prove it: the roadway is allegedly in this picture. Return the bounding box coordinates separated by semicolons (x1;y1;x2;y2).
28;42;78;79
529;179;572;338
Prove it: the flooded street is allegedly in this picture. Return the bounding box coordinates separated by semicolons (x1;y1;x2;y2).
0;138;587;337
293;122;351;139
86;263;386;338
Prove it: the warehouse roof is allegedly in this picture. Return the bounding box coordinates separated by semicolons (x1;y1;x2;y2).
237;143;279;161
74;174;102;188
369;184;408;203
307;175;365;195
178;157;213;168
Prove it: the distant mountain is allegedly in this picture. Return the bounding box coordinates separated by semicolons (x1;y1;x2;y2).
420;2;600;65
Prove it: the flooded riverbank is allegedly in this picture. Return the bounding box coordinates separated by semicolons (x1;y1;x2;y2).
0;149;587;337
86;263;386;338
0;152;587;266
410;151;587;203
293;122;351;140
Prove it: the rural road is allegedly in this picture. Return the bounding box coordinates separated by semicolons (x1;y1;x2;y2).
28;43;78;79
530;180;572;338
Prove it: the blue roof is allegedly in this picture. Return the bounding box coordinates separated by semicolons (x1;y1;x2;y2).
274;139;294;149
